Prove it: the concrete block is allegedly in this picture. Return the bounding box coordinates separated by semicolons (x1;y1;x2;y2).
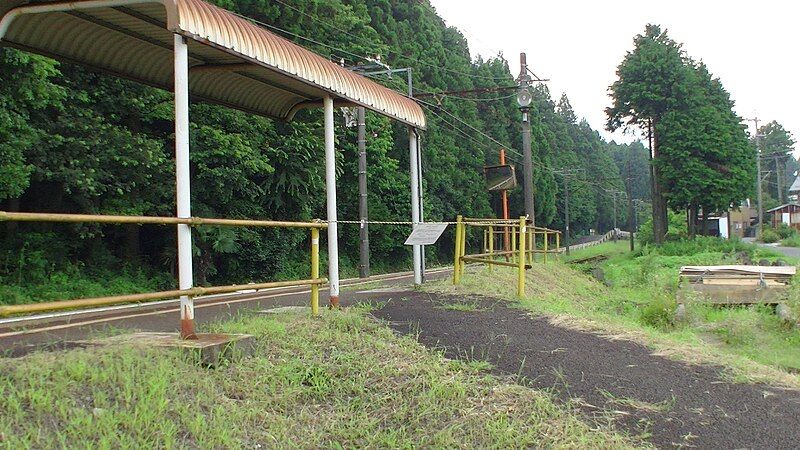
74;332;254;367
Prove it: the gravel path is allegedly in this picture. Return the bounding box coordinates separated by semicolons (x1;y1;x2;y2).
364;291;800;449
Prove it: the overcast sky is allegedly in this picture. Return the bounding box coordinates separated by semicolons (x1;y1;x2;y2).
428;0;799;148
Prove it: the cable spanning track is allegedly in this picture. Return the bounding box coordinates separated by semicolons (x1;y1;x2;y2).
247;3;624;199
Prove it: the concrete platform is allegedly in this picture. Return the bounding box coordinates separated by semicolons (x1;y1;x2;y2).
74;332;254;367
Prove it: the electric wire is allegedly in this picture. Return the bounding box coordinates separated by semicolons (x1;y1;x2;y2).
237;5;625;202
268;0;512;82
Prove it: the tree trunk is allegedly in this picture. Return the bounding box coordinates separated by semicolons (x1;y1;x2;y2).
5;197;20;239
701;207;709;236
123;224;140;264
649;118;668;244
687;206;696;239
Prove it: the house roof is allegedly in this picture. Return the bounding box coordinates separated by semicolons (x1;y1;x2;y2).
766;203;800;213
789;176;800;193
0;0;426;128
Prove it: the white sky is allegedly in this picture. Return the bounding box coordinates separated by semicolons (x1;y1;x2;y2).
429;0;799;148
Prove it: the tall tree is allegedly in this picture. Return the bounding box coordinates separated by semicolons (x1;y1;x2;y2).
606;24;689;244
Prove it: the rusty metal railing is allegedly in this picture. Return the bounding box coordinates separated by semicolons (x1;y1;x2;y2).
0;211;327;319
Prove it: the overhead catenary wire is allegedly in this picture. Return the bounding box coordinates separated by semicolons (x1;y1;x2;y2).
268;0;512;82
242;6;625;204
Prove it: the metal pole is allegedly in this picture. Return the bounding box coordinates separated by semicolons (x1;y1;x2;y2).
627;157;634;252
323;96;340;307
453;215;462;284
564;173;570;255
612;192;618;241
754;119;764;238
500;149;510;259
521;109;535;223
518;53;536;225
517;216;526;298
409;127;422;285
174;34;195;340
310;227;320;315
357;106;369;278
417;132;426;281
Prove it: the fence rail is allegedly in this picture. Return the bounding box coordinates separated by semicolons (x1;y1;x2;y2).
0;211;327;323
453;216;562;298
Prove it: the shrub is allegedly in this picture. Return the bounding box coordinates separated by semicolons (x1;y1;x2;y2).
776;223;797;239
639;295;676;330
760;228;780;244
782;235;800;247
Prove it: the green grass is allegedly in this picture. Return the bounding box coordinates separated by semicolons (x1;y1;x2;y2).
781;235;800;247
0;307;639;449
429;238;800;388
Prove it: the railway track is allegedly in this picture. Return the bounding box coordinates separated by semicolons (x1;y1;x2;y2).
0;267;453;349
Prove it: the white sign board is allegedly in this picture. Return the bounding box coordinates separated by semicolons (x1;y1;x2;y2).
404;223;448;245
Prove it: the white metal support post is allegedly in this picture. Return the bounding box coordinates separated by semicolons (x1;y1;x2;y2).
409;127;422;285
174;34;195;339
323;97;340;306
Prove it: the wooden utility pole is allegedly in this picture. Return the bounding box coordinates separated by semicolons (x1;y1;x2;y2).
626;156;634;252
749;117;764;237
563;173;570;255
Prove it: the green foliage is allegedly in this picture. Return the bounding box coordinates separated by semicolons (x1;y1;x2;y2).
760;228;780;244
0;0;640;302
607;24;757;242
638;210;688;244
639;295;676;330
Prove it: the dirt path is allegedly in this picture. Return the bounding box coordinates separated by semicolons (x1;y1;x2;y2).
363;290;800;449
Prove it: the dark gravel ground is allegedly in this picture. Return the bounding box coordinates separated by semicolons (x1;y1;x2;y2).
363;291;800;449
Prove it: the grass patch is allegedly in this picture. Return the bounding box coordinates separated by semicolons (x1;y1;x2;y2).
0;308;638;448
427;238;800;389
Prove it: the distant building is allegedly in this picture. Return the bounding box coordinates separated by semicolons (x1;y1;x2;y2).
789;176;800;201
702;201;756;239
766;203;800;230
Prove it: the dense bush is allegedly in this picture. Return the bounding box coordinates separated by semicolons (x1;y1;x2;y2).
760;228;780;244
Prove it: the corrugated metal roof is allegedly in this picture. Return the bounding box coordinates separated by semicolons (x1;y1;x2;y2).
0;0;425;128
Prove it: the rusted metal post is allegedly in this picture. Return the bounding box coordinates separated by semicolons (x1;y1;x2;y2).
517;216;526;298
310;227;320;315
500;149;510;260
453;215;463;284
488;225;494;272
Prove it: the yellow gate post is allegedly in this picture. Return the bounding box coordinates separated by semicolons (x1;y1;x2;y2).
453;215;463;284
488;225;494;272
544;230;549;263
511;225;517;264
556;231;560;260
460;218;467;277
311;227;320;315
517;216;526;298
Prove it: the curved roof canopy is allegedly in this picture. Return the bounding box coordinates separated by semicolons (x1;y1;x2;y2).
0;0;425;128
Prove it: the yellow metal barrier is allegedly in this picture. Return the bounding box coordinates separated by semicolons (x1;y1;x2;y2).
452;217;562;298
0;211;327;317
453;216;530;298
